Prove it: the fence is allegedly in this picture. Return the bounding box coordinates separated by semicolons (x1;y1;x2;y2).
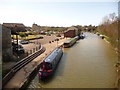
2;46;46;87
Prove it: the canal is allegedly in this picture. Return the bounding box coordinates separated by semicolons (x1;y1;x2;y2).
27;32;117;88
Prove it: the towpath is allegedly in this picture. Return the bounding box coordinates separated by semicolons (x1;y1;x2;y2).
4;37;67;88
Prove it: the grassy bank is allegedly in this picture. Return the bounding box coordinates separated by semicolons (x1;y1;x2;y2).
97;21;118;51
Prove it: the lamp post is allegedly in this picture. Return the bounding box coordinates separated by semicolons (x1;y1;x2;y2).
16;32;20;59
15;25;20;59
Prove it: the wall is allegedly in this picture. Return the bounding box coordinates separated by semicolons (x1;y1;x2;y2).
0;25;2;89
2;26;13;62
64;30;75;38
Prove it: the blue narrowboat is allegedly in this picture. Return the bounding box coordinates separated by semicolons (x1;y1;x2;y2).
38;47;63;78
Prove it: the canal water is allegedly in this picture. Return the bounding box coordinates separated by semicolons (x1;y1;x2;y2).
27;32;117;88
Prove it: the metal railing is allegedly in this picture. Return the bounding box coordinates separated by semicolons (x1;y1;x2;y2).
2;46;46;87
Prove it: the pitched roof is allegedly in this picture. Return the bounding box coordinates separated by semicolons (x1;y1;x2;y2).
67;26;78;31
2;23;25;27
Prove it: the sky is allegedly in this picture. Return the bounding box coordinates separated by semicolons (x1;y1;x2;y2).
0;0;118;27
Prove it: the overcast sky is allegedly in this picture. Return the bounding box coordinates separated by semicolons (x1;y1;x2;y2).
0;0;118;27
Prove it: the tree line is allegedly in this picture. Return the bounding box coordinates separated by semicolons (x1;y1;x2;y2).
97;13;118;49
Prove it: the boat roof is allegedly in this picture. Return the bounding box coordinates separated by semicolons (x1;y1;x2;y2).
44;47;62;63
64;40;71;43
64;38;75;44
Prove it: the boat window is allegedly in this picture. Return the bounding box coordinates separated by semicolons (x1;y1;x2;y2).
40;62;52;70
64;43;69;45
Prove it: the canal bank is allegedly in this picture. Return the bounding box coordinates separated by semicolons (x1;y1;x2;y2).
96;33;119;88
3;38;67;89
27;32;117;88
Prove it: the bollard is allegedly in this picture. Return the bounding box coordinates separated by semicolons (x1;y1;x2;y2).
26;52;29;56
30;50;32;54
32;49;33;54
33;48;35;52
36;47;38;51
28;50;30;55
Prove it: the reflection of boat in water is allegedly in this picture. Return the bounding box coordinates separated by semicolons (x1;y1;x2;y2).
64;36;78;48
38;47;63;79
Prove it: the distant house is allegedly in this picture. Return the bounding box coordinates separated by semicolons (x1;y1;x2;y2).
32;23;42;32
64;26;81;38
2;23;26;33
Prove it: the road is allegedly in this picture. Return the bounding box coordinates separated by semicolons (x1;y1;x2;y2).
22;35;62;52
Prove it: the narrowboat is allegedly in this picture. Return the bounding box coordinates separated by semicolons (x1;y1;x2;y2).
63;36;78;48
79;34;85;39
99;35;105;39
38;47;63;79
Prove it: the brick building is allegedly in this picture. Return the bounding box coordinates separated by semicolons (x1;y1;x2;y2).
64;26;81;38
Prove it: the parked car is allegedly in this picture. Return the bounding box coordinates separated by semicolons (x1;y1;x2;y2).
37;36;44;39
12;43;25;53
19;40;29;44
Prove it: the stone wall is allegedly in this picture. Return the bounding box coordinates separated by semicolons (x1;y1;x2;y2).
0;25;2;90
2;26;13;62
64;30;75;38
0;25;2;61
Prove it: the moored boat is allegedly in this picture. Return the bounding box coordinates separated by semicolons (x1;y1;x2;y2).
38;47;63;79
99;35;105;39
63;36;78;48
